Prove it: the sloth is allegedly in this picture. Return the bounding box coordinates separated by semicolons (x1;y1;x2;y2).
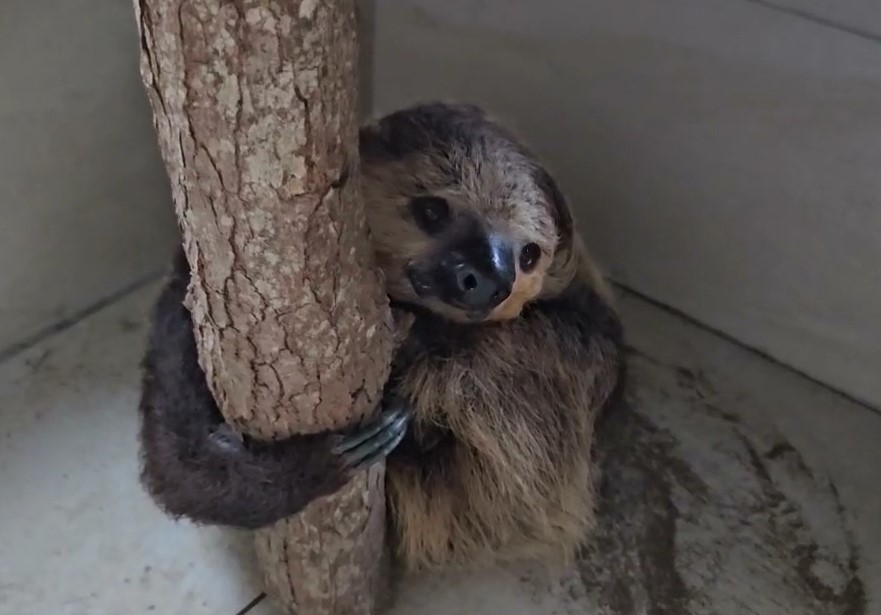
138;102;625;569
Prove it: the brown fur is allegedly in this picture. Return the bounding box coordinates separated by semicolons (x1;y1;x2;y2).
385;256;621;568
361;103;624;568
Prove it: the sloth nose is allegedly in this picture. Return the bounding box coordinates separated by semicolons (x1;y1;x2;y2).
449;235;514;310
453;263;512;309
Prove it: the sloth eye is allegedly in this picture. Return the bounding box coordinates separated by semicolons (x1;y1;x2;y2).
408;196;451;234
519;243;541;272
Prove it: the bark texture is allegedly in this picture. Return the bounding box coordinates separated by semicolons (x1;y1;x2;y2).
134;0;394;612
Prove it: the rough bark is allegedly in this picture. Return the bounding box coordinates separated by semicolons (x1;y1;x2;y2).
133;1;393;613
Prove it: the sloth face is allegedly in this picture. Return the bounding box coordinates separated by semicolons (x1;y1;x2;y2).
402;195;539;321
360;102;574;323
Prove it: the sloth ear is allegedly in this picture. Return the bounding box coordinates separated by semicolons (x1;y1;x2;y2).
533;165;574;249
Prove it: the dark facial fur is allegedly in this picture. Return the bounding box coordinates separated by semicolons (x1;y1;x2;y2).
406;212;516;320
137;102;624;570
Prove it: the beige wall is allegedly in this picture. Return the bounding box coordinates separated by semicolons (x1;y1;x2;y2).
372;0;881;408
0;0;177;353
768;0;881;34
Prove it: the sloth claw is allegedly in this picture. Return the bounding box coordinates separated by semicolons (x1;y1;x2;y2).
208;423;245;455
333;400;410;470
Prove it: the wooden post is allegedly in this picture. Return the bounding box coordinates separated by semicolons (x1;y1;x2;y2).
133;0;393;612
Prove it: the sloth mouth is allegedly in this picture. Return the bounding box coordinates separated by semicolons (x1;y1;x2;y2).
407;265;490;321
465;309;489;321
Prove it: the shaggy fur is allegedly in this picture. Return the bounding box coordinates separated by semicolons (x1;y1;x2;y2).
387;274;622;567
137;101;624;569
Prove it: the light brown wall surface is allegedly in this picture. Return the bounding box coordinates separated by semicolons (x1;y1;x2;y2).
0;0;177;353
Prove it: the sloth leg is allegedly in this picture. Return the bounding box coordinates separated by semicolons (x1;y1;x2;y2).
206;398;411;472
139;248;412;528
140;393;410;529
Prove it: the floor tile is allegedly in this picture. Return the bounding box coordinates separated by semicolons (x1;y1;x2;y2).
0;283;263;615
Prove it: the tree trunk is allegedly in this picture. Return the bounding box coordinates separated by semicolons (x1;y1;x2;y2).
133;1;394;613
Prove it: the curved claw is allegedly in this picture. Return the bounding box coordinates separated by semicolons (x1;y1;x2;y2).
332;401;411;471
208;423;245;455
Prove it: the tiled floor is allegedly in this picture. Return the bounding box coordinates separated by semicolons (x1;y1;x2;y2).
1;282;879;614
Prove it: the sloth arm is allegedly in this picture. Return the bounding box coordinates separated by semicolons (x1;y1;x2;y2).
137;250;408;529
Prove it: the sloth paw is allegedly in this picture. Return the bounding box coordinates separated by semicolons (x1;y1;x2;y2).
332;398;410;471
